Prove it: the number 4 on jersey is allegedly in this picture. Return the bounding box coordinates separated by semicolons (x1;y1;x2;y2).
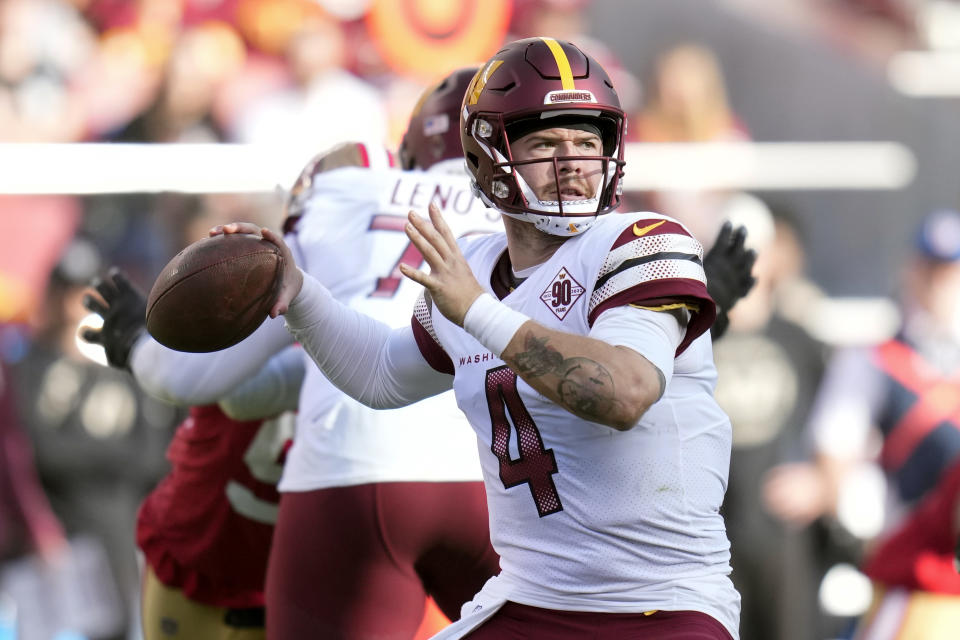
485;366;563;517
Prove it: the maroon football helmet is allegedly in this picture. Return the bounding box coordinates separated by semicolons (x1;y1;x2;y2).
399;67;479;171
461;37;626;236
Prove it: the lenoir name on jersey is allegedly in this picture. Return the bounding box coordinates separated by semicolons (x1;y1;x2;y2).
387;172;500;224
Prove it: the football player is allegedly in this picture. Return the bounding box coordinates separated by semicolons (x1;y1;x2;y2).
215;38;742;639
81;270;299;640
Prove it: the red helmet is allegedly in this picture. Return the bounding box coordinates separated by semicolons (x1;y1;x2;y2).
461;37;626;236
399;67;479;171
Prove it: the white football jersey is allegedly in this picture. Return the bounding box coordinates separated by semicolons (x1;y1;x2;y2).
413;213;740;638
279;159;503;491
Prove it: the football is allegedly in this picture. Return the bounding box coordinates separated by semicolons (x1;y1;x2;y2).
146;233;284;352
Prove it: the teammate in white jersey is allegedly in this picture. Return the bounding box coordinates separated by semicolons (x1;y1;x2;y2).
264;70;504;638
215;38;741;639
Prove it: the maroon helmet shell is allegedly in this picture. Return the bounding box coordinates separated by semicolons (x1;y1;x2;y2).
399;67;479;171
460;37;626;234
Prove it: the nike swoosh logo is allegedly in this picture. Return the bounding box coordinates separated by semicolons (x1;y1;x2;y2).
633;220;666;237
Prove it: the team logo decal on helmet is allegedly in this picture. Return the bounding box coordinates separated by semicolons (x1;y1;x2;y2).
460;37;626;236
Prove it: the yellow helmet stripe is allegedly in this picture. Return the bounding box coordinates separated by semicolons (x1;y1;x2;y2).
466;60;504;106
540;37;575;90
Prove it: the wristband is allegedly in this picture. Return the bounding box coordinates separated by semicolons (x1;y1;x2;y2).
462;293;529;357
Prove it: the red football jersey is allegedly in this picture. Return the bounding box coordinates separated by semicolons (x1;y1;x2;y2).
862;459;960;594
136;405;290;608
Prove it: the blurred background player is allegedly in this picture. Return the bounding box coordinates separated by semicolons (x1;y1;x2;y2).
80;267;299;640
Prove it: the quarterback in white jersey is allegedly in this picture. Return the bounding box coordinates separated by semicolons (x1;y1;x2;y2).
411;214;737;634
216;38;741;639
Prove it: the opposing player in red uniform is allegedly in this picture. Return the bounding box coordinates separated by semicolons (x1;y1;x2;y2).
81;271;299;640
214;38;743;639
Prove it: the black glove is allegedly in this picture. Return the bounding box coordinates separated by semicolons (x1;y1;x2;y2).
81;267;147;370
704;221;757;340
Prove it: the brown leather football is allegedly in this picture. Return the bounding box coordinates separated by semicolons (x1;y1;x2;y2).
146;233;284;352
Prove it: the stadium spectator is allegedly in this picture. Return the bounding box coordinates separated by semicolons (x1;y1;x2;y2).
0;355;65;565
711;197;832;640
228;11;388;168
764;208;960;638
12;238;179;639
628;42;749;245
0;0;94;142
0;348;69;637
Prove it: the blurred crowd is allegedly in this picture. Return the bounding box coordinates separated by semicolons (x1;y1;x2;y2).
3;0;960;639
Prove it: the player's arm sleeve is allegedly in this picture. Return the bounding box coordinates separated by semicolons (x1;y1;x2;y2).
218;345;305;421
284;270;452;408
589;305;684;389
588;218;716;355
129;314;295;406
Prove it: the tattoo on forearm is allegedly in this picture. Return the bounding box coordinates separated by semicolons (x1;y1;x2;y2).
513;334;564;378
511;332;622;421
556;357;618;417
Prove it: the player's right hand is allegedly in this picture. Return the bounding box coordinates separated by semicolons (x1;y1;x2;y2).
81;267;147;370
399;202;485;327
210;222;303;318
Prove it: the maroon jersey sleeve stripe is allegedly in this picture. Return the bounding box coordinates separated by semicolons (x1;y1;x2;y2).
610;218;689;250
411;315;454;374
588;279;717;356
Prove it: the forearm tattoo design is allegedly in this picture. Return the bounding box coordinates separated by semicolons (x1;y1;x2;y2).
511;333;622;420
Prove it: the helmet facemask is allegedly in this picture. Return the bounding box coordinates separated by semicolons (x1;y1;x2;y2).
465;108;626;237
